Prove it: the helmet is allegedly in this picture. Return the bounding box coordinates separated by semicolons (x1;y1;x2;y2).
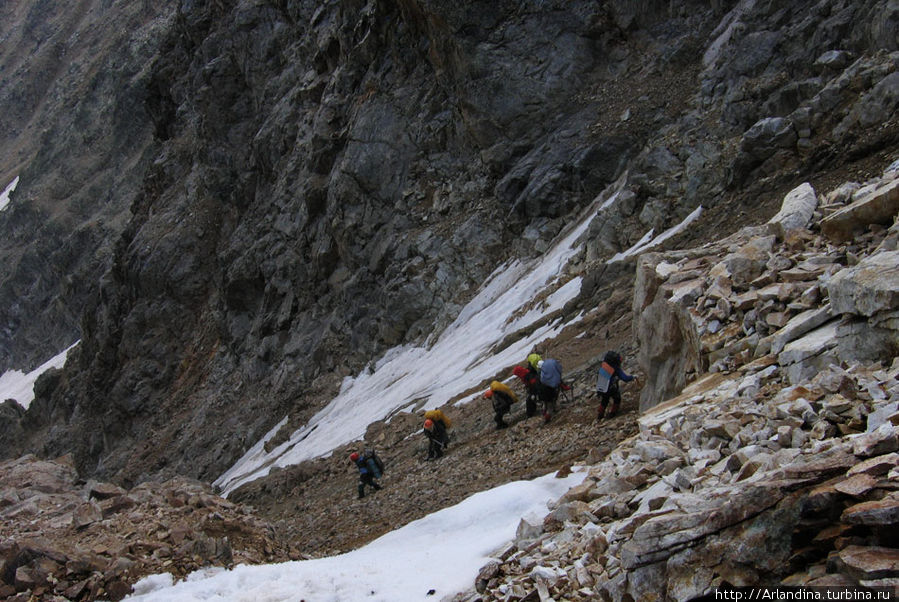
350;452;360;462
484;389;493;398
424;419;434;430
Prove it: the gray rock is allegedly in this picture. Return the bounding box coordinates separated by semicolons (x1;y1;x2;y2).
852;423;899;457
827;251;899;317
778;322;841;384
767;183;818;232
740;117;797;161
814;50;853;73
770;307;834;355
821;179;899;242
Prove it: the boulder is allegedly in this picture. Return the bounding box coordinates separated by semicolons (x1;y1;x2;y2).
833;474;878;498
72;502;103;529
770;306;834;355
821;179;899;242
716;236;776;288
847;453;899;476
827;251;899;317
767;183;818;232
778;322;841;384
740;117;797;161
852;424;899;458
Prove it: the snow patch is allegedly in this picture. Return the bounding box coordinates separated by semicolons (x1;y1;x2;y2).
0;341;80;410
0;175;19;211
128;468;586;602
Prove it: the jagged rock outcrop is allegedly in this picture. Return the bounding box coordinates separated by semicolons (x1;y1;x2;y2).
0;454;292;601
457;364;899;601
636;165;899;412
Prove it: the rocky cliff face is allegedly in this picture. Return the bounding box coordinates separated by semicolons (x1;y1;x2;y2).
0;1;168;372
1;0;897;493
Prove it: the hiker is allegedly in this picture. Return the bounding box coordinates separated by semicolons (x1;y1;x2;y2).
513;364;540;417
423;409;451;460
537;358;564;423
595;350;636;420
484;380;518;429
350;449;384;499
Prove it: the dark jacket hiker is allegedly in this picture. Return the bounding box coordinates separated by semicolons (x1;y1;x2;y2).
351;450;383;499
513;364;540;417
596;350;635;419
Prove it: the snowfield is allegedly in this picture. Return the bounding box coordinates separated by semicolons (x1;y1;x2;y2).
126;469;586;601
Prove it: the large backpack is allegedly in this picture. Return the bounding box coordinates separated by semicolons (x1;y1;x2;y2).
424;409;452;429
596;361;615;393
539;359;563;388
365;448;385;475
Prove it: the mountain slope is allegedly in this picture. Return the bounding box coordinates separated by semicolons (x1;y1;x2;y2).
1;0;897;498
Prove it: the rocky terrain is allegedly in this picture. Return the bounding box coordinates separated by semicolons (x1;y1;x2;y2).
0;0;897;600
0;0;896;492
0;454;293;601
452;163;899;600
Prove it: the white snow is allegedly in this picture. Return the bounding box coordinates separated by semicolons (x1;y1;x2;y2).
608;205;703;263
127;468;586;602
0;175;19;211
215;190;616;495
0;341;79;409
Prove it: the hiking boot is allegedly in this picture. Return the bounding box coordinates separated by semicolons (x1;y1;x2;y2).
543;411;551;424
596;406;605;420
607;402;619;417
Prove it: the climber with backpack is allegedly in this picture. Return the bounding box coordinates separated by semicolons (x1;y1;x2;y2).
350;448;385;499
484;379;518;429
513;364;540;417
422;409;451;460
537;358;564;423
595;350;636;420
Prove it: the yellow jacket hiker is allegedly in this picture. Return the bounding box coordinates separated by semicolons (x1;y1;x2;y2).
423;409;451;460
483;380;518;430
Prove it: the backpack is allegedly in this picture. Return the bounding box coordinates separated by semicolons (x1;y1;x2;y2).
596;362;615;393
539;359;563;388
365;448;385;475
424;409;452;429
